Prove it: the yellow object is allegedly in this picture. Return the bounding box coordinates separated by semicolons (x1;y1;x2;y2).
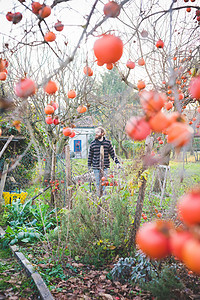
3;191;28;205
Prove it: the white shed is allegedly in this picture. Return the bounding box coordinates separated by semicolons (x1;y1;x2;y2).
69;127;95;159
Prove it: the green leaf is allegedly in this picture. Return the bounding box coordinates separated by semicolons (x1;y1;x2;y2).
35;233;40;239
21;238;30;243
29;232;36;238
18;232;25;239
10;238;18;245
24;232;30;238
6;226;14;234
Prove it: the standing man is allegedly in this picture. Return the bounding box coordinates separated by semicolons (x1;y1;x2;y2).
88;126;120;196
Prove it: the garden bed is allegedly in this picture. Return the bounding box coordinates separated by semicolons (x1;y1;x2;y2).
18;242;200;300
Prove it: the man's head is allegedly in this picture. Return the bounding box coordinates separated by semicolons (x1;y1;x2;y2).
95;126;106;140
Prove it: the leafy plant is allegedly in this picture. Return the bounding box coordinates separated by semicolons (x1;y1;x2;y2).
111;257;135;283
1;225;40;246
29;202;56;232
4;198;56;232
131;252;158;284
39;263;67;286
5;198;33;227
1;198;57;247
111;252;183;299
111;251;158;284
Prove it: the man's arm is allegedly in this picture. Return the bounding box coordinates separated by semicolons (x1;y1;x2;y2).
88;143;94;169
108;141;120;164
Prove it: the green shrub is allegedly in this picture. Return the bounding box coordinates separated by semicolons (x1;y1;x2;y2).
60;187;135;266
142;263;183;300
111;253;183;300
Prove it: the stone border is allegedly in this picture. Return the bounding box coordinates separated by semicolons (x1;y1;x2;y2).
0;227;54;300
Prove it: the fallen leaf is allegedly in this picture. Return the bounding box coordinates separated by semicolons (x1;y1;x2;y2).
96;287;106;293
4;288;13;292
71;262;80;268
67;277;77;283
38;264;48;269
102;271;108;275
121;284;128;290
23;288;32;293
99;275;106;281
98;292;113;300
6;280;17;284
83;296;91;300
87;282;91;288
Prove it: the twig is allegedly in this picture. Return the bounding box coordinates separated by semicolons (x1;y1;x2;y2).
51;0;71;9
0;135;14;159
29;185;51;202
39;0;99;88
38;200;52;251
86;0;131;37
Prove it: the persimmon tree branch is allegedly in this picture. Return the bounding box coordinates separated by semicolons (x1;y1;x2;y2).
39;0;134;87
51;0;71;9
39;0;99;87
0;135;14;159
86;0;132;38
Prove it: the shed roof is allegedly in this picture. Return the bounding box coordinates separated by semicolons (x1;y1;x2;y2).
75;116;97;128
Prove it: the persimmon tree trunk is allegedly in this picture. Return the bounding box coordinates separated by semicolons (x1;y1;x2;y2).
119;140;128;159
128;174;147;251
50;144;56;206
128;136;153;251
65;144;72;209
0;161;9;210
44;153;52;183
153;144;172;193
